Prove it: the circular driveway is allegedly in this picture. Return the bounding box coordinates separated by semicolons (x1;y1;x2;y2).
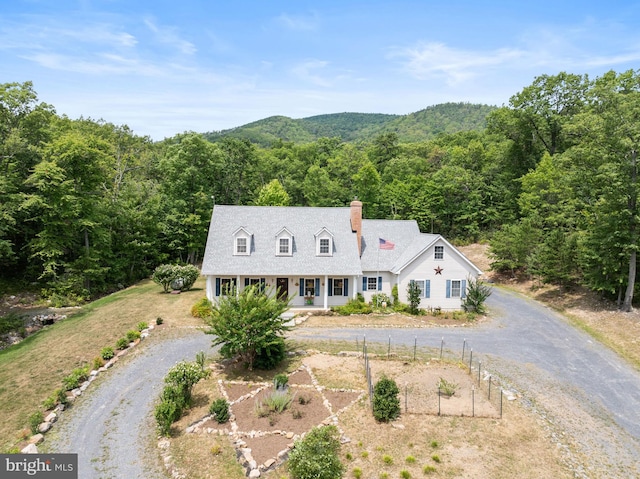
47;287;640;478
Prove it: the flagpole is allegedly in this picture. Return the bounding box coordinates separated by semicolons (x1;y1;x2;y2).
377;240;380;307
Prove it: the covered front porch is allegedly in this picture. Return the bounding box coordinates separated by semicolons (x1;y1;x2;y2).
205;274;359;310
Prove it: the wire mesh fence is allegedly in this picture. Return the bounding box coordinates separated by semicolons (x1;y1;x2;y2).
360;334;504;419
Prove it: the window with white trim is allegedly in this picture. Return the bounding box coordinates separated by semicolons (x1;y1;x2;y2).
279;237;290;255
236;237;247;254
319;238;330;254
450;280;461;298
415;280;425;296
435;245;444;260
367;277;378;291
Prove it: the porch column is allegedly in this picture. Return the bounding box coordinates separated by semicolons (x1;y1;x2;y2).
353;276;358;300
206;276;214;301
236;275;241;297
324;275;329;310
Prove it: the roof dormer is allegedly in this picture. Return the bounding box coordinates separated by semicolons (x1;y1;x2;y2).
232;227;252;256
275;227;294;256
315;227;334;256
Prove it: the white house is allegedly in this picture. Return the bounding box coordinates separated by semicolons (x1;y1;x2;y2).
201;200;482;310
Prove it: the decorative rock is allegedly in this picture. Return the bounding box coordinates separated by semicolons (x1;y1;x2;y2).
263;458;276;469
185;426;195;434
21;443;38;454
249;469;261;478
286;432;294;439
391;423;405;429
29;434;44;445
38;422;51;433
45;412;57;423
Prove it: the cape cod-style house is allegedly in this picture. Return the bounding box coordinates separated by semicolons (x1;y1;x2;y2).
201;200;482;310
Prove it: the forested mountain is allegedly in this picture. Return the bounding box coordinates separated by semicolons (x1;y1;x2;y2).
203;103;493;146
3;72;640;310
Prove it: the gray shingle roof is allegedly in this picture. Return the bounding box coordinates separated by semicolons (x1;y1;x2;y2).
360;219;426;271
201;205;363;276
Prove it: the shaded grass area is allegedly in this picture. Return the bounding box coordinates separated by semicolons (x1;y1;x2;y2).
0;278;207;451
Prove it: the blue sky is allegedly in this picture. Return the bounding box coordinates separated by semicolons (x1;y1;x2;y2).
2;1;640;140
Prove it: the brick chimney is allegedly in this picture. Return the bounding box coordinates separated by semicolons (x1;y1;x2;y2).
350;199;363;256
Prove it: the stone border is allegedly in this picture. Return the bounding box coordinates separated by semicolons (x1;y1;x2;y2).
20;325;156;454
175;362;365;478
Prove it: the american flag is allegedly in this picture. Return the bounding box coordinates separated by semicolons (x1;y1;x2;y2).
379;238;395;250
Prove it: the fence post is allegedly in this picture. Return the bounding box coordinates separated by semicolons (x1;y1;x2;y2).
468;349;473;374
387;335;391;359
413;336;417;361
500;388;503;419
438;387;441;416
488;375;492;400
356;337;359;354
462;338;466;362
472;387;475;417
440;337;444;359
478;361;481;385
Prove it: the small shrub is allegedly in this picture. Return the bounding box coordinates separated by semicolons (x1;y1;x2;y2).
430;440;439;448
256;389;293;416
400;470;411;479
332;298;372;315
191;297;213;318
391;284;399;305
274;373;289;389
382;455;393;465
116;337;129;350
93;356;105;370
345;452;353;460
136;321;148;331
291;408;303;419
42;395;57;411
101;346;114;360
405;455;416;464
126;329;141;342
253;336;287;370
437;377;458;397
431;454;441;463
209;398;230;423
210;444;222;455
373;375;400;422
371;293;391;308
361;451;369;458
156;317;164;325
379;474;389;479
423;465;437;474
62;367;89;391
155;398;180;436
298;393;311;405
287;425;344;479
28;411;43;434
352;467;362;478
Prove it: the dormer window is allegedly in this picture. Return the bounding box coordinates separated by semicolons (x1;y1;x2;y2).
275;227;293;256
315;227;334;256
279;237;290;255
233;227;251;256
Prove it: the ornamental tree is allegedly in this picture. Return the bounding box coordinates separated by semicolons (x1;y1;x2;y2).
205;285;291;370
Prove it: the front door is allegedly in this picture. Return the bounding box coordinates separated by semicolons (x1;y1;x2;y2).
276;278;289;301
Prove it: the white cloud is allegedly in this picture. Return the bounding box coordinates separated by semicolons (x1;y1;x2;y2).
143;17;196;55
391;42;524;84
291;59;332;87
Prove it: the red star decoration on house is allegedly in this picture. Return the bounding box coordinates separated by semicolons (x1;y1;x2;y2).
434;266;443;275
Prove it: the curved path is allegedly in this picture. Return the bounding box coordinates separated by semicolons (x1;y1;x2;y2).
46;288;640;478
46;331;212;479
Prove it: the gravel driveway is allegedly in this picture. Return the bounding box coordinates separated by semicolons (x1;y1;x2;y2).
45;287;640;479
46;330;212;479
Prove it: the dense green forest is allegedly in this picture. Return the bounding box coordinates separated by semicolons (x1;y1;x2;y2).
2;70;640;309
203;103;494;146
